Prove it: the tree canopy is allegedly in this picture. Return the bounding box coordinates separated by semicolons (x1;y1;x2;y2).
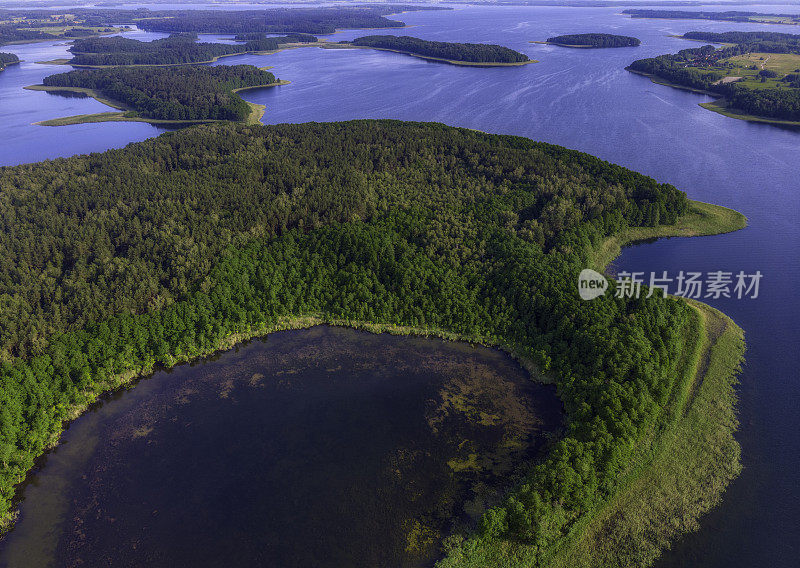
351;35;530;63
682;30;800;52
0;6;444;46
0;52;18;71
68;34;315;66
624;9;800;25
42;65;276;121
0;121;695;565
546;33;640;48
134;7;417;35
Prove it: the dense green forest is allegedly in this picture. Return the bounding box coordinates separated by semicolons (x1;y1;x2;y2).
0;121;696;567
351;35;530;63
232;32;317;43
0;22;112;47
624;9;800;24
0;10;121;47
628;40;800;121
0;25;54;46
41;65;276;120
133;7;420;35
545;33;640;47
682;30;800;51
67;34;313;66
0;52;18;71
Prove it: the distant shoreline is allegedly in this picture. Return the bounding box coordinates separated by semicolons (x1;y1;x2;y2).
0;27;127;48
0;59;21;71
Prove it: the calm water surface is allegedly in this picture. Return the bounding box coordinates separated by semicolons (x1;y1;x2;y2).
0;327;561;568
0;4;798;567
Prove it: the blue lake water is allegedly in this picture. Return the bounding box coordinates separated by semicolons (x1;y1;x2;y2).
0;4;798;566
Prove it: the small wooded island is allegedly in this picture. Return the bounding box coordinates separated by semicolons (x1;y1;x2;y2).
26;65;284;125
540;33;641;48
628;31;800;125
348;35;533;65
0;53;19;71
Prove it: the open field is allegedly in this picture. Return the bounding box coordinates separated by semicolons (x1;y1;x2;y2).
649;52;800;91
724;52;800;76
25;25;124;35
742;15;799;25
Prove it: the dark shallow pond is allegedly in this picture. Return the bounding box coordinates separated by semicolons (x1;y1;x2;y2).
0;326;562;568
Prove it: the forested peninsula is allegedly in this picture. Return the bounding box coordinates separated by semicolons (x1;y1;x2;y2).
26;65;280;125
349;35;532;65
541;33;640;48
65;33;317;67
0;15;123;48
0;121;744;567
628;31;800;125
0;52;18;71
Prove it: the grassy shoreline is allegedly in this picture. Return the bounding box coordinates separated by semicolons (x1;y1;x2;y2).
588;200;747;270
437;200;746;568
626;67;717;95
700;98;800;127
627;67;800;127
531;40;594;48
0;198;745;539
0;314;550;536
0;60;20;72
540;300;744;568
668;35;735;47
546;201;746;566
24;81;290;126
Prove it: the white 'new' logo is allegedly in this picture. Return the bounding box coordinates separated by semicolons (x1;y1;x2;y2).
578;269;608;300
